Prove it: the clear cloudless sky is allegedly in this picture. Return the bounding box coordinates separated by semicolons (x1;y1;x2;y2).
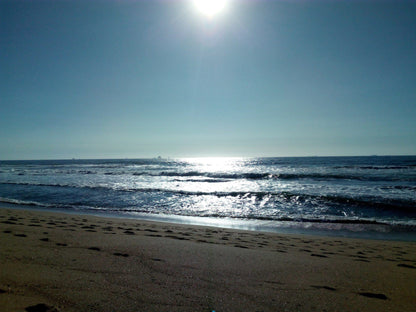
1;0;415;159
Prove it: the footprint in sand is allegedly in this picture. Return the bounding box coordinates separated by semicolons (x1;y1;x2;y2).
234;244;249;249
165;235;189;241
1;220;17;225
397;263;416;269
113;252;129;257
144;229;158;233
311;285;337;291
25;303;60;312
358;292;388;300
88;247;101;251
146;234;162;237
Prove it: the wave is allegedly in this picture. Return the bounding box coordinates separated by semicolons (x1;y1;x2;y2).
172;178;231;183
1;196;415;229
140;171;416;182
0;197;76;210
1;181;415;215
0;181;111;192
334;165;416;170
5;166;415;182
380;185;416;191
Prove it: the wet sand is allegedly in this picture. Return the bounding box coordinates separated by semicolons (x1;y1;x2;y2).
1;208;415;312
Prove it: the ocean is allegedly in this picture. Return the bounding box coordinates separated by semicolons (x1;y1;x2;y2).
1;156;415;240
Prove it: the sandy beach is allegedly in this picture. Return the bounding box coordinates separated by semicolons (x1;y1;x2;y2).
1;208;415;312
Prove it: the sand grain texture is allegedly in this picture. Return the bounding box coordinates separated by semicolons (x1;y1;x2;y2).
1;208;415;311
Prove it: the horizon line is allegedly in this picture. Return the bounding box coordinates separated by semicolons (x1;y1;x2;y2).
1;154;416;162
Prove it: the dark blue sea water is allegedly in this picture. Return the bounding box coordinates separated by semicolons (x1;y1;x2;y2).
1;156;415;239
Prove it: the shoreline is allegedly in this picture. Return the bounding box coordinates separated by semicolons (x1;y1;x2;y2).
1;207;416;311
2;202;416;242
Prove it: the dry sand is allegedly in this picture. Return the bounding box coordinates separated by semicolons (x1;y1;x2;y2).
0;207;415;312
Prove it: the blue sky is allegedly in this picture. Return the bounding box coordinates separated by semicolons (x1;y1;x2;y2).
1;0;415;159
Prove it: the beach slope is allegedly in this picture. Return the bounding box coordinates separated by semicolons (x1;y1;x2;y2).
1;208;415;311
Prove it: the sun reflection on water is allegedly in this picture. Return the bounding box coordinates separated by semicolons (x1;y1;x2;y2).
172;157;254;194
181;157;246;173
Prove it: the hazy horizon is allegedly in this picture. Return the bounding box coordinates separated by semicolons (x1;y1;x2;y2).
1;154;415;162
1;0;415;160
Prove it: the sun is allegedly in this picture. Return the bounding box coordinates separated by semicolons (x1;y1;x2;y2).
192;0;229;18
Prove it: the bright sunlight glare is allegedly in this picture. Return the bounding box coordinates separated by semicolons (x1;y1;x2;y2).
183;157;244;173
192;0;229;18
